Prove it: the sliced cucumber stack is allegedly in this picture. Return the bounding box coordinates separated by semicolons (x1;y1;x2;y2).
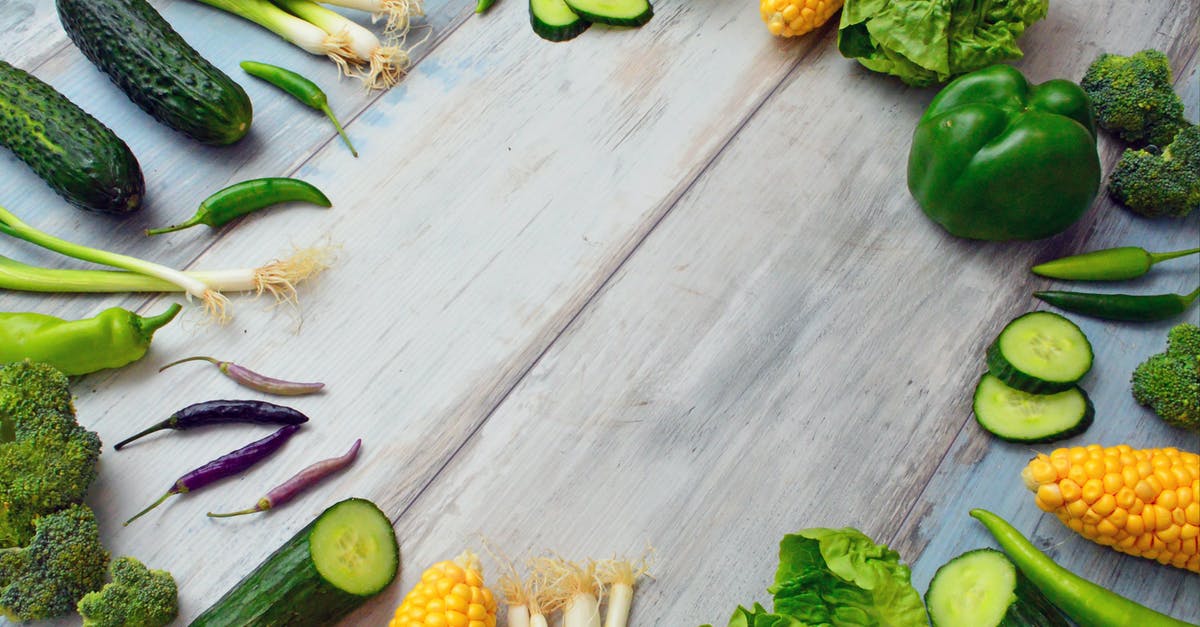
562;0;653;26
986;312;1093;393
926;548;1068;626
973;374;1094;443
531;0;590;41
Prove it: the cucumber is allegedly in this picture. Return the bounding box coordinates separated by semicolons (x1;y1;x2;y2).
56;0;253;146
531;0;591;41
925;548;1068;626
986;312;1092;394
972;374;1093;443
0;60;144;214
190;498;399;626
562;0;653;26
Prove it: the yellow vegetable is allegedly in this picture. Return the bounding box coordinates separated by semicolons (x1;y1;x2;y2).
389;551;498;627
759;0;844;38
1022;444;1200;573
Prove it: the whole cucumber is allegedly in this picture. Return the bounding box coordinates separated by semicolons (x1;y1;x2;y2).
56;0;253;146
0;60;144;214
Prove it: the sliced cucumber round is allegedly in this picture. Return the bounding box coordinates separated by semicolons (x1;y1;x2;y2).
531;0;590;41
986;312;1092;394
926;548;1068;627
562;0;653;27
972;374;1093;443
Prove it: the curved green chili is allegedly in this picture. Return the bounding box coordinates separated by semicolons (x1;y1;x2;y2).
145;177;331;236
1032;246;1200;281
1034;286;1200;322
475;0;497;13
239;60;357;157
0;303;181;375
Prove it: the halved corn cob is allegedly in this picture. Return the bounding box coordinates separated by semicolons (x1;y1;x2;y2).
389;550;498;627
759;0;844;38
1022;444;1199;572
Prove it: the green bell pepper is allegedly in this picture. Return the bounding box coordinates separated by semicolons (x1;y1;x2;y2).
907;65;1102;241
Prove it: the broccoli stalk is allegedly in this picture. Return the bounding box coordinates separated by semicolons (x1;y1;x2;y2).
76;557;178;627
1132;323;1200;432
0;504;109;622
1109;125;1200;218
1081;49;1189;147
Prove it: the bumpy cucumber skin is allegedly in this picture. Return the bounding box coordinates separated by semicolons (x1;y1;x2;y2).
972;374;1095;444
0;61;143;214
926;548;1068;627
562;0;653;26
985;312;1093;394
190;498;398;627
57;0;252;146
530;0;591;41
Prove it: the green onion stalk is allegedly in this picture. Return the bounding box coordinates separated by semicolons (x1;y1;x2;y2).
322;0;425;35
192;0;358;75
276;0;410;89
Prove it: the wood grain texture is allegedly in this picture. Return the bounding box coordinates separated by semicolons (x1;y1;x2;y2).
2;0;1198;625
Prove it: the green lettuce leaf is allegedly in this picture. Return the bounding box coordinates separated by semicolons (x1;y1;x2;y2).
837;0;1049;86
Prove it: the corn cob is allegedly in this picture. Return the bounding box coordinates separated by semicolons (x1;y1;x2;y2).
389;550;498;627
759;0;844;38
1022;444;1200;572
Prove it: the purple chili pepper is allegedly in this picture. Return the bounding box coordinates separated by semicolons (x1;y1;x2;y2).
114;399;309;450
124;424;301;526
207;439;362;518
159;355;325;396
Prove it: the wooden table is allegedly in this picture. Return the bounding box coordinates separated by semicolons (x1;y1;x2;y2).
2;0;1197;624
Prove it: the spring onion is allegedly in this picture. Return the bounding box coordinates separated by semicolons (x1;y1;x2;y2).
275;0;409;89
192;0;358;75
536;558;601;627
321;0;425;34
498;562;532;627
598;555;650;627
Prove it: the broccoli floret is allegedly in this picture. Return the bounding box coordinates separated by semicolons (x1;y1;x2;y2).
0;361;102;548
1132;323;1200;432
1081;49;1189;147
76;557;178;627
1109;125;1200;218
0;504;109;622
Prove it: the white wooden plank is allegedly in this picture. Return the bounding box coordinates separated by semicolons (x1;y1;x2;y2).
341;2;1200;626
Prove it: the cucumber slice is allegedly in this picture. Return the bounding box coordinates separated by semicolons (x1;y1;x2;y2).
972;374;1094;443
926;548;1068;626
561;0;653;26
191;498;399;626
986;312;1093;394
531;0;590;41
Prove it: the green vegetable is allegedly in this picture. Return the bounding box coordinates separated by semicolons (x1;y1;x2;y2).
0;305;180;376
986;312;1093;394
704;528;927;627
1080;49;1189;147
0;60;144;215
240;60;357;157
530;0;590;42
970;509;1194;627
1032;246;1200;281
908;65;1101;241
1034;287;1200;322
561;0;653;26
76;557;177;627
1108;124;1200;218
925;548;1067;626
56;0;253;145
477;0;498;12
972;373;1094;443
837;0;1048;87
191;498;400;626
0;362;102;548
1131;323;1199;432
145;177;332;236
0;504;109;622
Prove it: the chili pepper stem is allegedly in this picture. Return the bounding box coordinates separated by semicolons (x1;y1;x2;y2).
124;488;182;526
1150;247;1200;264
145;216;206;236
207;498;271;518
113;418;180;450
320;103;358;157
158;355;222;372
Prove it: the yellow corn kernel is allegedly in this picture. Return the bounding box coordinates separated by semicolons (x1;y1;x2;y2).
390;551;498;627
760;0;845;37
1022;445;1199;573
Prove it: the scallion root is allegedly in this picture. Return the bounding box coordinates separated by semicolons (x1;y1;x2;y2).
597;551;653;627
534;557;602;627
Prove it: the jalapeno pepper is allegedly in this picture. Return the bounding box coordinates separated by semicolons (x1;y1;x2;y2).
1032;246;1200;281
1034;286;1200;322
239;60;358;157
145;177;331;236
0;303;181;375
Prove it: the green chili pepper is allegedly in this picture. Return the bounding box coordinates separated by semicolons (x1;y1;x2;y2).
1034;286;1200;322
145;177;331;236
475;0;497;13
239;60;357;157
1032;246;1200;281
0;303;181;375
